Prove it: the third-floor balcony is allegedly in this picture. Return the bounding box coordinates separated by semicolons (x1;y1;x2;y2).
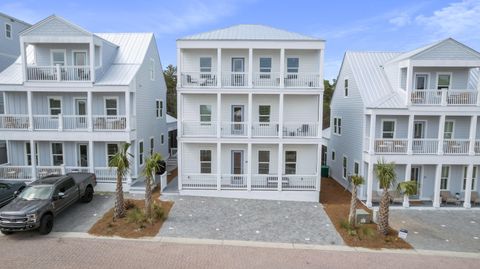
410;89;479;106
27;65;92;82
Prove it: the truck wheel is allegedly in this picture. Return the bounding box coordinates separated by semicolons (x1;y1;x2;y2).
81;186;94;203
1;230;13;235
39;214;54;235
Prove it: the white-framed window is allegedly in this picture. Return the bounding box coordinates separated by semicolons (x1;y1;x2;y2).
259;57;272;79
51;49;66;66
354;162;359;176
344;79;349;97
150;58;155;80
161;134;164;144
200;57;212;73
463;166;478;191
331;150;336;161
5;23;12;39
444;121;454;139
48;97;62;116
156;100;163;118
342;156;347;179
51;143;63;166
258;150;270;174
382;120;395;139
287;57;299;73
106;143;119;164
258;105;270;123
437;73;451;90
25;142;39;166
200;105;212;123
415;74;428;90
440;166;450;190
150;137;154;155
105;97;118;116
200;150;212;174
333;117;342;135
285;151;297;175
139;141;144;166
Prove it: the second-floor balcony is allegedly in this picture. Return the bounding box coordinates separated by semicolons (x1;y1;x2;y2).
27;65;91;82
410;89;479;106
368;138;479;155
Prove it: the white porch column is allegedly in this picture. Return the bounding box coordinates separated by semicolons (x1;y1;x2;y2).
438;115;445;155
87;91;93;132
368;113;376;154
441;89;447;106
177;142;183;191
403;164;412;208
217;48;221;88
433;164;442;208
316;144;321;192
176;48;182;88
464;164;473;208
20;39;27;82
216;142;221;191
126;140;133;186
318;49;324;84
178;93;183;138
30;140;36;180
468;116;477;155
317;94;323;137
88;140;94;173
278;93;284;138
89;41;95;82
125;91;131;132
405;65;412;106
27;91;33;131
277;143;283;191
247;143;252;191
248;48;253;88
366;161;374;208
279;49;285;88
248;93;252;138
407;115;414;155
216;93;221;138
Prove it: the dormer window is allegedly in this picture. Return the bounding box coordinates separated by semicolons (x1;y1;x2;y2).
5;23;12;39
51;50;66;66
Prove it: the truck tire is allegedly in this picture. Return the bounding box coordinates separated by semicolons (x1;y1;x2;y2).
81;186;94;203
39;214;53;235
1;230;13;235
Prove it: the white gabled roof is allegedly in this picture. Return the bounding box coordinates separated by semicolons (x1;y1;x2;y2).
166;114;177;124
179;24;321;41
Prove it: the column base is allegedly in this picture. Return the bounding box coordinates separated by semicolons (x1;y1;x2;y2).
463;202;471;209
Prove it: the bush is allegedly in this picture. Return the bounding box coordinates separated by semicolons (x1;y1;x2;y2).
124;199;136;210
127;207;147;225
360;226;375;239
152;202;165;221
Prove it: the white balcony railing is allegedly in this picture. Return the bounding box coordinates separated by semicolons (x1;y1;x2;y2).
0;165;33;181
221;122;248;137
94;167;122;183
374;139;408;154
92;116;127;131
283;122;319;137
33;115;59;130
251;174;279;190
27;65;91;81
182;173;217;189
221;72;248;87
36;166;63;178
475;140;480;155
63;115;88;130
252;122;279;137
65;166;90;173
252;72;280;88
0;115;29;130
412;139;439;154
281;174;317;190
410;89;478;106
180;72;217;87
221;174;247;189
182;121;217;136
443;139;470;155
447;90;478;105
284;73;320;88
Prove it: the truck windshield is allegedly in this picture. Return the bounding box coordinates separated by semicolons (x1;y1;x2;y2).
17;185;53;200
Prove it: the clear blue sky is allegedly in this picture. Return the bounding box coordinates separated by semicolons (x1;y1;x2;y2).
3;0;480;80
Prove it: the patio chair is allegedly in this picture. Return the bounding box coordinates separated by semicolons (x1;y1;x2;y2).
471;192;480;206
440;191;458;205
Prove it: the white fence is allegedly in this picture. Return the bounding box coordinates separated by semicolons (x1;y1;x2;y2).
252;122;279;137
182;121;217;136
27;65;90;81
283;122;318;137
181;72;217;87
0;165;33;181
36;166;63;178
182;173;217;189
412;139;439;154
284;73;320;88
281;175;317;190
252;72;280;87
0;115;29;130
221;122;247;137
94;167;122;183
221;174;247;189
443;139;470;155
251;174;279;190
65;166;91;173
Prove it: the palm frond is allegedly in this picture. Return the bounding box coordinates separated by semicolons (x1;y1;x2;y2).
397;181;417;196
374;159;396;190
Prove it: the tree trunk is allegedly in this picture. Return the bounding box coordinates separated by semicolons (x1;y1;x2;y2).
348;186;357;226
113;173;125;220
145;174;153;220
377;188;390;235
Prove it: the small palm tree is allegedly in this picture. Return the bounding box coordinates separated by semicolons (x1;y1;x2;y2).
397;181;418;208
348;175;365;226
142;153;163;220
109;143;132;220
374;160;396;235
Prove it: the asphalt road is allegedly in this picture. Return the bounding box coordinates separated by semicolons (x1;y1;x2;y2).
0;235;477;269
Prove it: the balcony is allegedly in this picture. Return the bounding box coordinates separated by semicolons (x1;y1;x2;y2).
0;164;116;182
374;139;408;154
443;139;470;155
476;140;480;155
368;138;474;155
283;122;319;137
27;65;91;82
410;89;479;106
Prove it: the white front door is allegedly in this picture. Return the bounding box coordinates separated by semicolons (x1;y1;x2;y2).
231;150;244;185
75;99;87;128
77;143;88;167
231;58;245;86
231;105;244;135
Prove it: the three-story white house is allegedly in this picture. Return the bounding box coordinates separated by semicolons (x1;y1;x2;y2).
328;38;480;208
177;25;324;202
0;15;168;191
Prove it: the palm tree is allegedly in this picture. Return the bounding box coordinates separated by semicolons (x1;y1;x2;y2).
142;153;163;220
374;160;397;235
397;181;418;208
109;143;132;220
348;175;365;226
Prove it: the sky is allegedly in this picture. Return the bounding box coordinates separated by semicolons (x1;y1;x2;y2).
2;0;480;81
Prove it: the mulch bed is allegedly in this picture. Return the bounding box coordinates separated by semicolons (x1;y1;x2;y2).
89;189;173;238
320;177;412;249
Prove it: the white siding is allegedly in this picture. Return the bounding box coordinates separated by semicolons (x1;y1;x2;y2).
182;94;217;122
182;143;217;174
413;40;480;61
283;95;319;123
182;49;217;72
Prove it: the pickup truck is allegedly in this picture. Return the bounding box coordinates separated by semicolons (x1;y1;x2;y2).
0;172;96;235
0;181;26;208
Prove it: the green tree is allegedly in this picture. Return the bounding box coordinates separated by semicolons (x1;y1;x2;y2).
348;175;365;226
142;153;163;220
109;143;132;220
374;160;397;235
397;181;418;207
323;79;335;128
163;65;177;117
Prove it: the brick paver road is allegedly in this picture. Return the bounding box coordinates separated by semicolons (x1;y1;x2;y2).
0;236;477;269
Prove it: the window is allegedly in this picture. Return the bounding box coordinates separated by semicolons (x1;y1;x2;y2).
5;23;11;39
440;166;450;190
331;150;336;161
150;138;154;155
105;98;118;116
150;58;155;80
342;156;347;179
382;120;395;139
354;162;360;176
25;142;39;166
51;50;65;66
287;58;299;73
200;150;212;173
200;105;212;123
463;166;478;191
107;144;119;164
259;57;271;79
48;98;62;116
415;74;428;90
285;151;297;175
258;151;270;174
51;143;63;166
444;121;454;139
258;105;270;123
344;79;349;97
156;100;163;118
333;117;342;135
139;141;144;165
437;74;451;90
161;134;164;144
200;57;212;73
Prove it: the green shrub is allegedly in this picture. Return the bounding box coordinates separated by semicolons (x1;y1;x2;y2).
360;226;375;239
124;199;136;210
152;202;165;221
126;207;147;224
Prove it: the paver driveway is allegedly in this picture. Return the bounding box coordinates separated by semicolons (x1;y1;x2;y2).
159;195;343;245
390;209;480;253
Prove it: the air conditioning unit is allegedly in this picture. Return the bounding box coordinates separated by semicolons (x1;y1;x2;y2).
355;209;372;224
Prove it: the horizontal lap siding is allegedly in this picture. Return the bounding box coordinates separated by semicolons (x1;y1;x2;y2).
222;50;248;72
34;43;90;66
446;116;471;139
413;41;480;61
251;144;278;174
182;143;217;174
283;95;318;123
252;49;280;73
182;49;217;72
221;144;248;174
376;115;408;139
4;92;27;114
252;95;279;123
283;144;318;175
183;94;217;122
284;50;320;73
221;95;248;121
412;67;470;89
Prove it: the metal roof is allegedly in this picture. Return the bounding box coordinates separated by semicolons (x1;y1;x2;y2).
179;24;321;41
96;33;153;64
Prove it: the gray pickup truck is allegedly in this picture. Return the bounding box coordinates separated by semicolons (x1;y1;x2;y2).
0;173;96;235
